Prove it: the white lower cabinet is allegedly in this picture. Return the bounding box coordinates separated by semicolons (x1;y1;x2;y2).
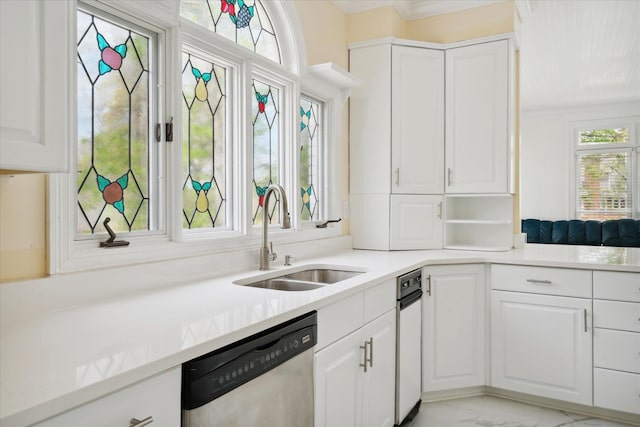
34;367;181;426
422;264;485;392
490;290;592;405
315;279;396;427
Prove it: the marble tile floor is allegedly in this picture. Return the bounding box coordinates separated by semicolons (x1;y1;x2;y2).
410;396;638;427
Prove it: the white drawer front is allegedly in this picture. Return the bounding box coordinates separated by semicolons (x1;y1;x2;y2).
363;279;396;323
317;292;364;351
594;368;640;415
491;265;591;298
594;329;640;373
594;271;640;302
34;368;181;426
594;300;640;332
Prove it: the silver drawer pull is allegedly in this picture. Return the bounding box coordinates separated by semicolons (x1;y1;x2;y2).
526;279;552;284
583;309;588;333
368;337;374;368
130;417;153;427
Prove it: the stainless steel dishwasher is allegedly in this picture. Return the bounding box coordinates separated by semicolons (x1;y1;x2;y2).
182;311;317;427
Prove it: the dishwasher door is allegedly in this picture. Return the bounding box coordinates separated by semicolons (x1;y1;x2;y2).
396;291;422;425
182;311;316;427
184;350;313;426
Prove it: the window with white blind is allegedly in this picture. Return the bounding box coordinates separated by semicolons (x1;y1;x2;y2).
574;123;638;220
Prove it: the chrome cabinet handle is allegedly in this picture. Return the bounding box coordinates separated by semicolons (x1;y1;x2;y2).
368;337;373;368
395;168;400;186
360;342;368;373
130;417;153;427
426;275;431;296
437;202;442;219
584;309;588;333
526;279;552;284
447;168;452;186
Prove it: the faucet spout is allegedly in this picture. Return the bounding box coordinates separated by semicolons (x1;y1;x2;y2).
260;184;291;270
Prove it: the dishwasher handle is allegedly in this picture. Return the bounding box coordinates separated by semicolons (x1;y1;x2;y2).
399;290;423;310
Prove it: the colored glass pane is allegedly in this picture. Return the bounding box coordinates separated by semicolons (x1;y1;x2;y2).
300;97;321;221
252;79;280;225
180;0;280;64
182;52;227;229
77;10;150;235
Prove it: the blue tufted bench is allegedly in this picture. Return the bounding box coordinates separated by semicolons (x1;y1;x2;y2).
521;219;640;247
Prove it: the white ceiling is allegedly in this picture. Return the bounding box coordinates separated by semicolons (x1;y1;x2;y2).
519;0;640;110
332;0;640;110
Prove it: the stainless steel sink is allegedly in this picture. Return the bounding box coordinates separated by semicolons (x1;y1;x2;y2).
283;268;362;284
235;266;365;291
242;278;324;291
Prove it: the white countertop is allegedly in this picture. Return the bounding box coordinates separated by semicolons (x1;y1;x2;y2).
1;242;639;426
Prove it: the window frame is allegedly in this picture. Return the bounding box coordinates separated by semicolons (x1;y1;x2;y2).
572;117;639;221
49;0;348;275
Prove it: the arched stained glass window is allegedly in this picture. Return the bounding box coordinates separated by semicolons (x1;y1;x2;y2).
76;9;152;235
180;0;281;64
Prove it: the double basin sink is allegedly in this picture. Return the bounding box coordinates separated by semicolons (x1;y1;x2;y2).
234;265;365;291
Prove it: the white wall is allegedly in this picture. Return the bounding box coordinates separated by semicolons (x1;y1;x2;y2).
521;101;640;220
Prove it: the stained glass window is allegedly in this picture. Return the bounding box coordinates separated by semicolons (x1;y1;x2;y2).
77;10;151;235
180;0;280;64
252;79;280;225
300;97;321;221
182;53;227;229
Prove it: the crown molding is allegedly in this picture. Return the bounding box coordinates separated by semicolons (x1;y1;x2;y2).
332;0;505;21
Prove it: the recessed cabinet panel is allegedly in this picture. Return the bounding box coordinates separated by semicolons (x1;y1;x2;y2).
0;0;71;172
423;264;485;392
391;46;444;194
445;40;510;193
390;195;443;250
491;291;592;405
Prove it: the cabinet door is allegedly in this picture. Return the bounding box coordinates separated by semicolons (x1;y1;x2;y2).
0;0;71;172
491;291;592;405
362;310;396;427
422;264;485;392
34;368;181;426
445;40;510;193
390;195;443;250
315;329;363;427
392;46;444;194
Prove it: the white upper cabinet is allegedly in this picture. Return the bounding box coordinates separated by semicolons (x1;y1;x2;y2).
445;39;514;194
350;43;392;195
392;46;445;194
0;0;73;172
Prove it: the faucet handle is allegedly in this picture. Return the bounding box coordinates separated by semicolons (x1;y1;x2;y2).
269;241;277;261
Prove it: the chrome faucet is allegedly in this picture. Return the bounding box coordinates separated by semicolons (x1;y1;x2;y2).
260;184;291;270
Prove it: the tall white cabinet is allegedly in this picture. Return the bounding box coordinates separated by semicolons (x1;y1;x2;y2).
0;0;73;172
350;43;444;251
349;36;516;251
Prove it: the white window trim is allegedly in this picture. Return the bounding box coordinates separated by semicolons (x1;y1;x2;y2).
48;0;357;275
570;116;640;220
